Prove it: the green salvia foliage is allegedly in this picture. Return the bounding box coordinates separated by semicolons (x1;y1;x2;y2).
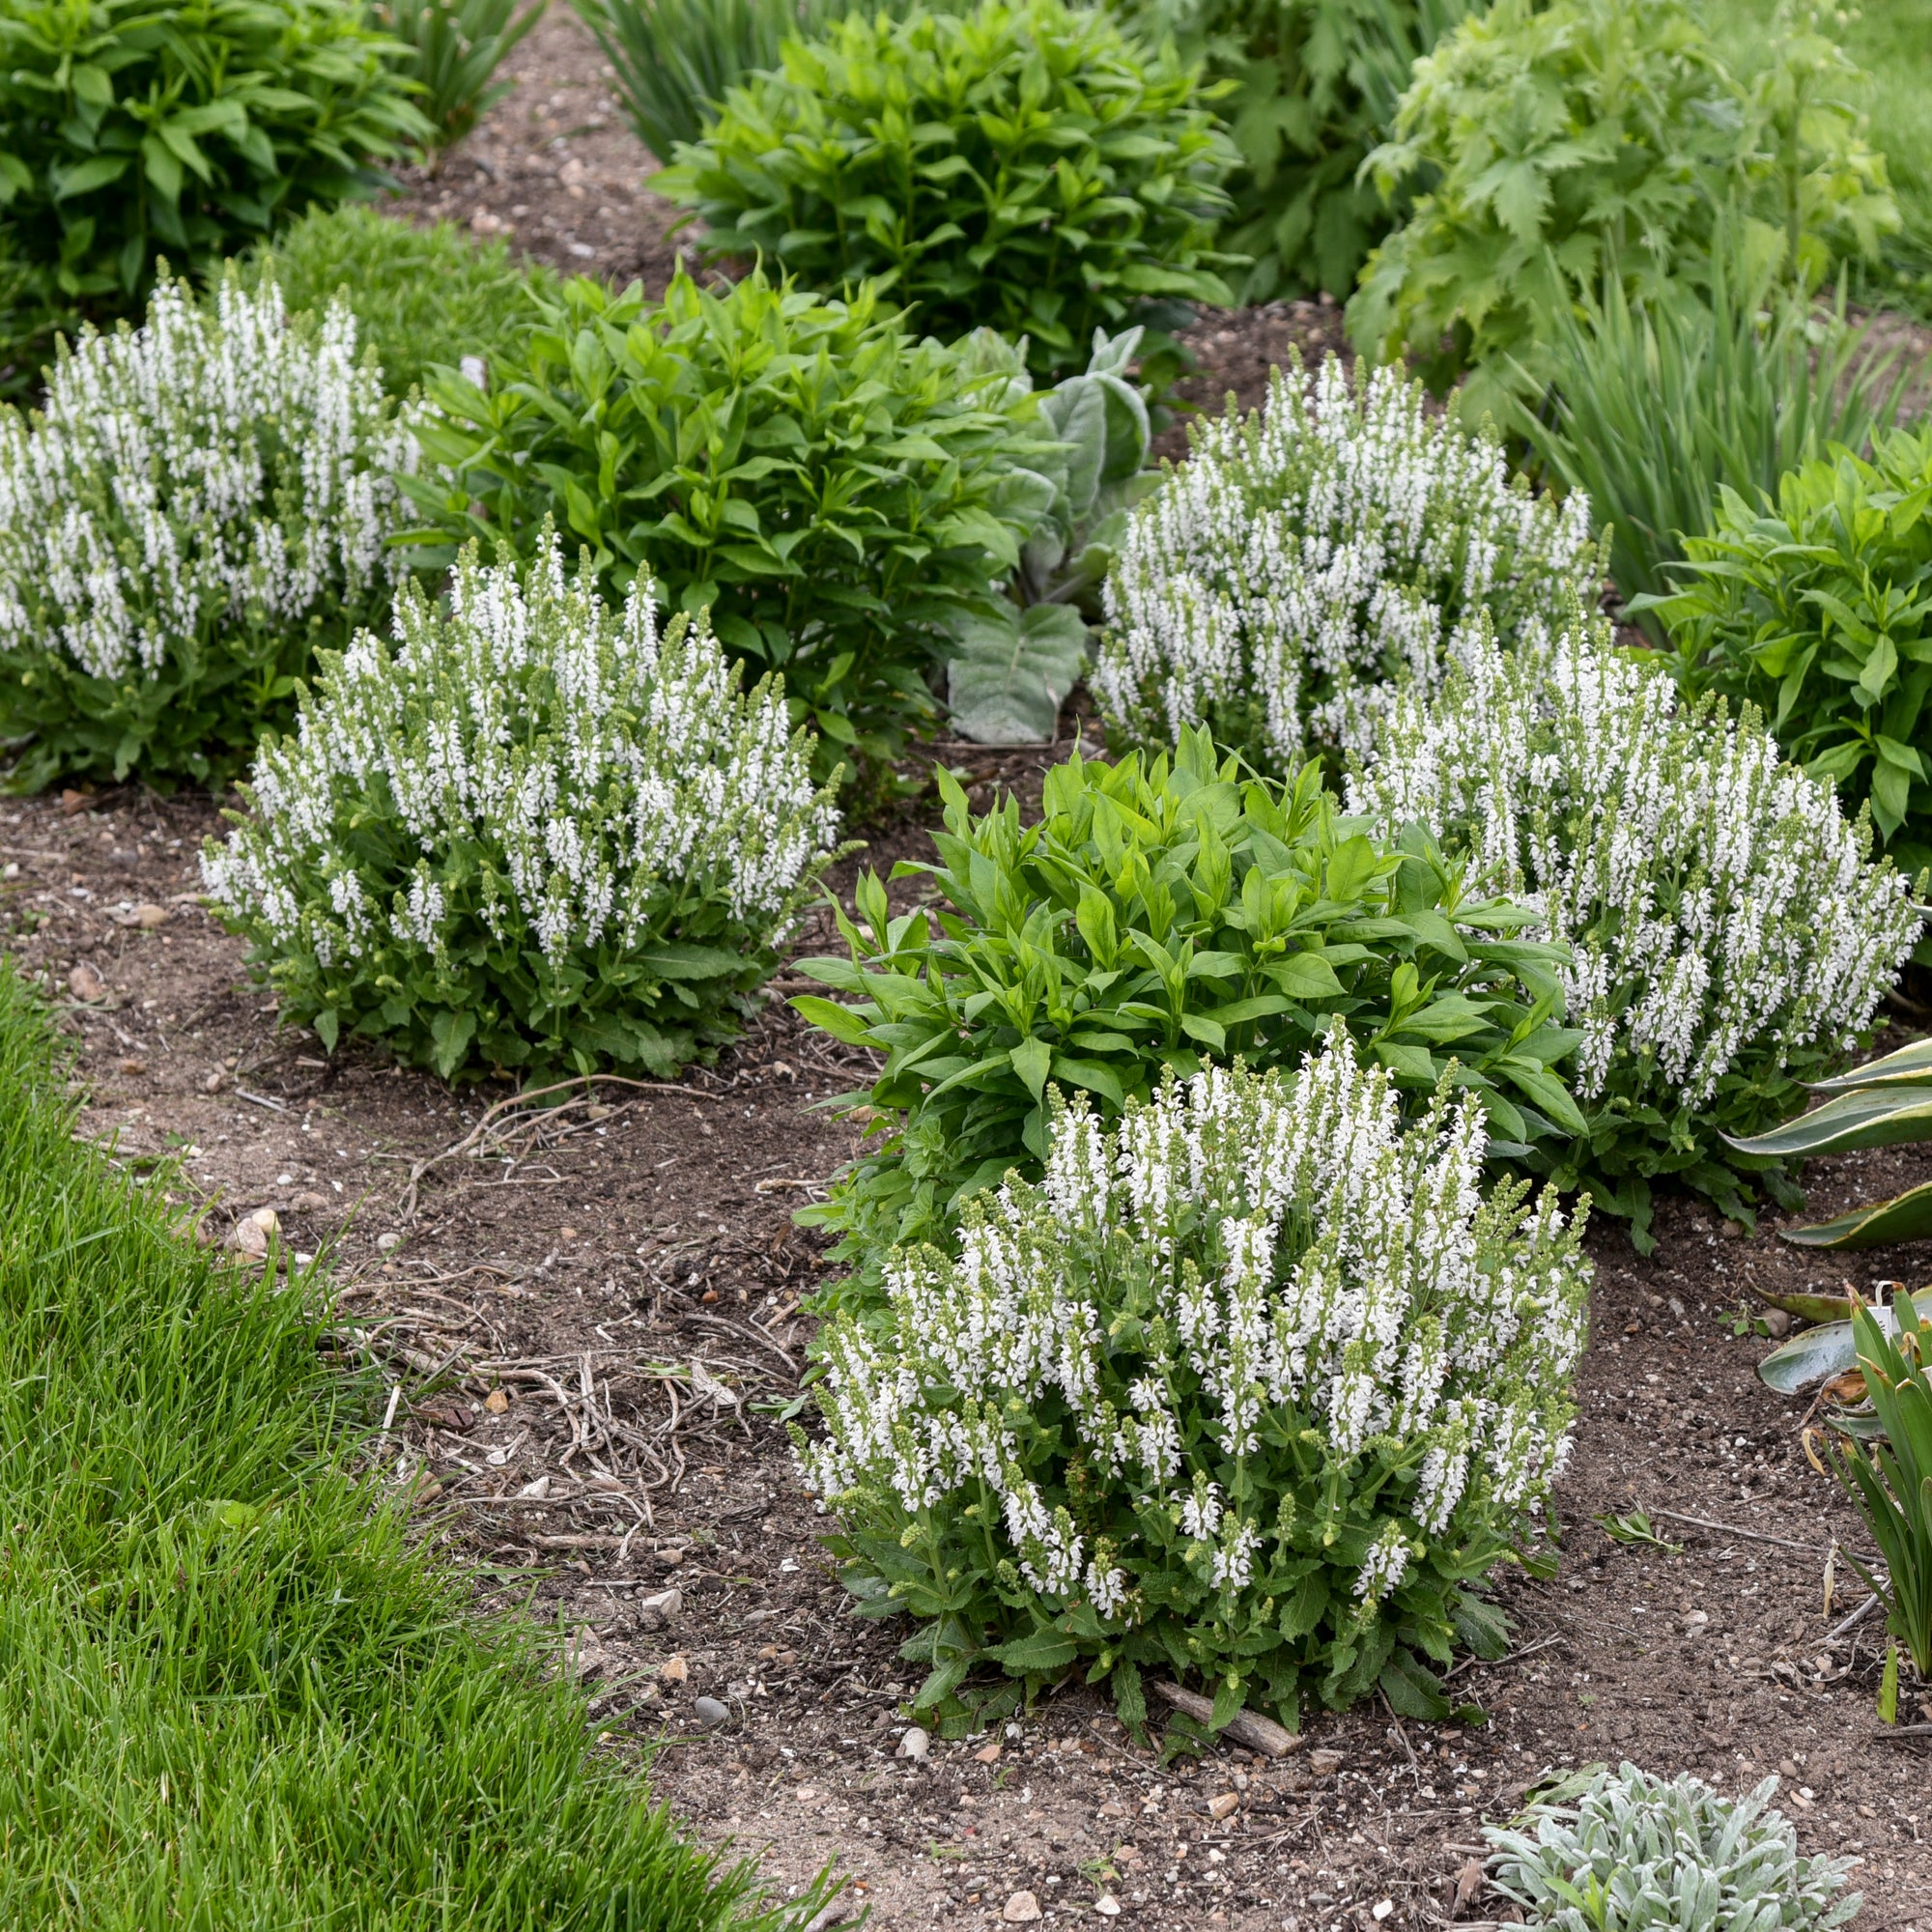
236;203;554;399
1829;1290;1932;1683
1117;0;1478;303
400;265;1050;795
0;0;431;366
654;0;1240;384
1510;231;1910;635
1646;419;1932;873
365;0;549;161
941;325;1156;746
797;1035;1590;1739
793;725;1585;1309
1347;0;1898;408
1484;1764;1861;1932
570;0;908;164
202;533;843;1083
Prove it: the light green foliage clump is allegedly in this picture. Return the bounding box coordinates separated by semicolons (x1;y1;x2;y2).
0;0;429;368
239;204;550;398
1652;419;1932;873
1347;0;1897;402
204;534;840;1082
799;1034;1591;1739
656;0;1238;384
1484;1764;1860;1931
366;0;548;158
402;266;1049;791
795;727;1584;1298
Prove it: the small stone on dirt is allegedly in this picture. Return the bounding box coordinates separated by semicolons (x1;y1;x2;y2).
1764;1309;1792;1338
201;1070;223;1094
1308;1748;1342;1777
518;1474;551;1499
695;1696;730;1728
68;962;106;1004
973;1742;1002;1764
661;1656;690;1684
1094;1898;1121;1918
638;1587;682;1631
897;1726;931;1762
375;1232;401;1252
484;1388;510;1413
228;1207;278;1257
1208;1792;1239;1820
1002;1891;1041;1923
117;1057;147;1075
129;903;168;929
291;1191;328;1213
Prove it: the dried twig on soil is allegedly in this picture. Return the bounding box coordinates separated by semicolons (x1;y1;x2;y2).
1648;1506;1883;1565
1151;1681;1301;1758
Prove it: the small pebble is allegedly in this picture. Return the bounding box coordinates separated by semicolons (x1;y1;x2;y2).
1308;1748;1343;1777
483;1388;511;1413
897;1726;931;1762
1094;1899;1121;1919
661;1656;689;1684
1764;1309;1792;1338
637;1587;682;1632
376;1231;402;1252
1002;1891;1041;1924
694;1695;730;1728
1208;1792;1239;1821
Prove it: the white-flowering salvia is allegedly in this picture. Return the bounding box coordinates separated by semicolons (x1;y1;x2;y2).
1484;1764;1860;1932
797;1030;1591;1725
0;272;416;788
1348;611;1918;1236
204;531;841;1080
1094;354;1598;773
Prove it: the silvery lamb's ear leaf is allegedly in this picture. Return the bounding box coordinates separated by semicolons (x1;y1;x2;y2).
1094;371;1150;482
1042;377;1106;522
945;599;1088;746
992;463;1064;530
1021;526;1068;588
1086;325;1143;381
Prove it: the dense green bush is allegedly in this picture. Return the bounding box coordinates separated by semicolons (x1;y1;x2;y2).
402;266;1050;790
799;1034;1591;1737
795;727;1584;1298
1124;0;1477;303
1646;422;1932;873
239;204;548;397
203;533;841;1081
1350;611;1920;1247
0;275;415;791
0;0;429;367
1095;353;1599;776
1508;238;1909;627
655;0;1238;384
1347;0;1897;403
367;0;547;160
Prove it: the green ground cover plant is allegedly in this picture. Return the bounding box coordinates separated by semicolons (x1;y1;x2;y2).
1645;419;1932;873
1350;611;1921;1246
367;0;548;161
203;534;841;1082
0;0;430;371
798;1032;1591;1738
404;266;1050;791
655;0;1237;384
1347;0;1896;406
0;274;415;792
0;955;825;1929
239;204;550;397
795;726;1584;1300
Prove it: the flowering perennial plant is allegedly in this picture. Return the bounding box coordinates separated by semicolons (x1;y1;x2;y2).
0;275;415;790
1094;355;1597;776
203;533;840;1081
1350;614;1918;1245
799;1035;1590;1736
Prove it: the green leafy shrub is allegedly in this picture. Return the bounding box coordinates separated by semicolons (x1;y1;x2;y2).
1646;420;1932;872
1126;0;1477;303
1350;611;1920;1247
798;1032;1591;1737
366;0;548;160
655;0;1238;384
0;0;430;365
1094;353;1599;776
1483;1764;1860;1931
238;204;549;398
572;0;895;164
202;532;840;1081
942;325;1155;745
0;275;415;792
1509;237;1910;628
1347;0;1897;404
795;727;1584;1297
402;265;1049;790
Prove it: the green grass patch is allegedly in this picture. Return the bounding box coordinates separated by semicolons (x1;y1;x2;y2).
0;958;817;1930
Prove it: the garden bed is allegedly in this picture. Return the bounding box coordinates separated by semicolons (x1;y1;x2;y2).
8;769;1932;1931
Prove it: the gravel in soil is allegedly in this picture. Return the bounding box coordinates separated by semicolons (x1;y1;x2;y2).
8;781;1932;1931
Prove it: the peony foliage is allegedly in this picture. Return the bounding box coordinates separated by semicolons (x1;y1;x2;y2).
1094;354;1598;777
799;1034;1591;1739
204;532;840;1082
1350;613;1919;1247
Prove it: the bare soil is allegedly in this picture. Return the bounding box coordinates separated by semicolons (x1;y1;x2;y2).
7;771;1932;1932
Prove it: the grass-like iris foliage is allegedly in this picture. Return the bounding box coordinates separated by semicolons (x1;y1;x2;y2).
0;957;826;1927
656;0;1239;385
794;726;1585;1303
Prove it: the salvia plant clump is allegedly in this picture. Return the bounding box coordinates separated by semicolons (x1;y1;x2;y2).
1094;355;1598;776
798;1031;1591;1739
203;532;841;1082
1350;613;1919;1245
0;274;415;790
1483;1763;1861;1931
